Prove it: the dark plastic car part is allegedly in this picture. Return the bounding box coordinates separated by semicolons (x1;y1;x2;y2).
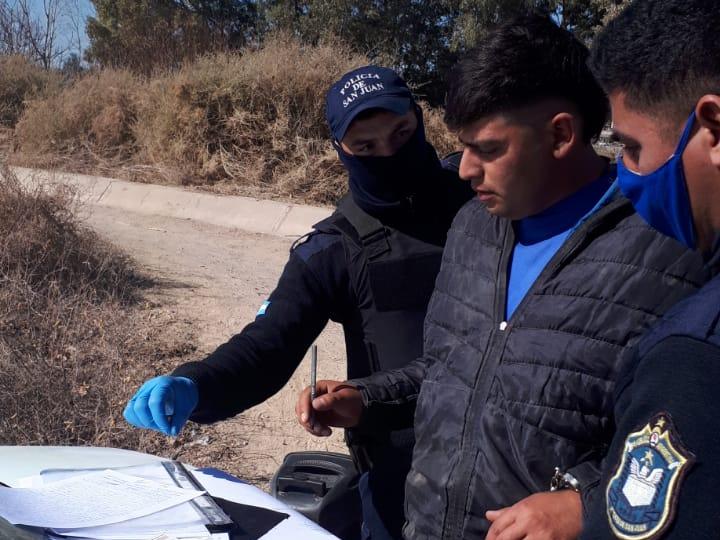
271;451;362;540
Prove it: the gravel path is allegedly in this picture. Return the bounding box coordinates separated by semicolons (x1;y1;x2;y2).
82;205;348;487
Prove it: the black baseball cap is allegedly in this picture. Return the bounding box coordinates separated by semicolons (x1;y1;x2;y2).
325;65;413;142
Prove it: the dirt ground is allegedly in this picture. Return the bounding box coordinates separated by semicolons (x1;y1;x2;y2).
81;205;348;488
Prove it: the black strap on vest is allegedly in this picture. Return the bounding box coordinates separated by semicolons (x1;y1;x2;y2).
336;195;391;260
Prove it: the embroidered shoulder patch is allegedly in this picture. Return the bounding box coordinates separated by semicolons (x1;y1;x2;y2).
607;413;694;539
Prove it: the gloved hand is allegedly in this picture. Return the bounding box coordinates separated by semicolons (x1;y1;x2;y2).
123;376;199;436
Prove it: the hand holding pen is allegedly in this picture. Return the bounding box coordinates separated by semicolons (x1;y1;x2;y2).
310;344;318;403
296;344;364;436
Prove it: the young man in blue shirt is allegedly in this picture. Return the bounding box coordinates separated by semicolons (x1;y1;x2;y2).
582;1;720;537
296;14;709;539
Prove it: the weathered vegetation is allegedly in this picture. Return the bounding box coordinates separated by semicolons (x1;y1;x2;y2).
0;165;195;454
4;37;455;205
0;0;628;204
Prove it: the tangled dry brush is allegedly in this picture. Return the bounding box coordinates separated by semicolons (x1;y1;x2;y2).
3;37;456;206
0;166;195;451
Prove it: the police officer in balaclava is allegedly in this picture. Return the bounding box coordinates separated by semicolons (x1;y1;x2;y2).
123;66;473;540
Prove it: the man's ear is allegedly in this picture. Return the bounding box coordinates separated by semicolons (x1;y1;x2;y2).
550;112;576;159
696;95;720;169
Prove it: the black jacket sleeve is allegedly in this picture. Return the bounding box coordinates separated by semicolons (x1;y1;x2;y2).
350;356;428;406
581;336;720;539
172;231;350;423
347;354;432;432
567;460;604;519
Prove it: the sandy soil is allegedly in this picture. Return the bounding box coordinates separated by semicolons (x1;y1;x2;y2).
82;205;348;488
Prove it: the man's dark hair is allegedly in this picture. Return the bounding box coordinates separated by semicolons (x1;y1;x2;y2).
589;0;720;123
445;12;608;142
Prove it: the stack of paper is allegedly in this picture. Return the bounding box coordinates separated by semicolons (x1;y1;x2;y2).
0;468;218;540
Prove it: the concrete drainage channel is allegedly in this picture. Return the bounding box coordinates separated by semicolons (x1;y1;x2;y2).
10;167;333;238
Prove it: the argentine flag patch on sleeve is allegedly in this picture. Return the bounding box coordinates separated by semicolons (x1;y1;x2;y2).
256;300;270;317
606;413;694;539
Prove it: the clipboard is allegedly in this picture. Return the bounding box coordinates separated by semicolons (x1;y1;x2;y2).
161;461;234;532
162;463;292;540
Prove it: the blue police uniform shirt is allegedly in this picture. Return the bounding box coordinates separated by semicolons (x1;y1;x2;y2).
581;242;720;539
506;170;616;319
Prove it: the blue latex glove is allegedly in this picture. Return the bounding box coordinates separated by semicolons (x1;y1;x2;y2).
123;376;199;436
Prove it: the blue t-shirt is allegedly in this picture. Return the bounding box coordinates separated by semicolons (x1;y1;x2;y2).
505;172;617;319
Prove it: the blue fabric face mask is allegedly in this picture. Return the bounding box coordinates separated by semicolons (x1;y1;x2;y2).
616;112;697;249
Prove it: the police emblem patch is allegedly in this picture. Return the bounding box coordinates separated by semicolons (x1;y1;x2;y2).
606;413;694;539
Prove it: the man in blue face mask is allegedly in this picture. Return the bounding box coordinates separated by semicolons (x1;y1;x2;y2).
582;1;720;538
123;65;473;540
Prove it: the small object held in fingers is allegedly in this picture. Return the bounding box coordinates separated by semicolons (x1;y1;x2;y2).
309;344;318;429
310;344;318;403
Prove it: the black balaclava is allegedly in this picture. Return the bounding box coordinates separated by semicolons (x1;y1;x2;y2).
334;106;443;218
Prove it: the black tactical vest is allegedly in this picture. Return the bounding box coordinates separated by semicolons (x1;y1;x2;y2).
309;193;452;477
314;195;445;382
316;151;464;384
317;154;464;466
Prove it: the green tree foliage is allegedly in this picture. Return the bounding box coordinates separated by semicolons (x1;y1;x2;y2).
85;0;629;100
171;1;260;48
85;0;259;75
452;0;613;45
260;0;625;105
450;0;529;51
86;0;207;74
596;0;630;24
260;0;458;103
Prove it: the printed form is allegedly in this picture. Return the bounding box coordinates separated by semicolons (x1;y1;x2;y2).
0;469;204;528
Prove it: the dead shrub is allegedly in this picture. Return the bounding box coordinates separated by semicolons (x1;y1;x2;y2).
9;38;460;205
133;34;367;200
0;55;62;128
13;69;141;169
421;102;459;158
0;165;194;448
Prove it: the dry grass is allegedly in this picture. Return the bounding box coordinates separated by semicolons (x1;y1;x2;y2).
0;55;62;129
7;37;460;206
421;102;458;158
0;165;196;451
0;164;290;480
13;69;141;173
131;35;365;204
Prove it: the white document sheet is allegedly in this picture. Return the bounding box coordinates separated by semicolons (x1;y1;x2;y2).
42;464;209;539
0;469;204;528
48;504;209;540
15;464;210;540
46;534;229;540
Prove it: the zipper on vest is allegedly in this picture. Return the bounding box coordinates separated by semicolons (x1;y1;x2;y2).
442;221;514;540
441;197;630;539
